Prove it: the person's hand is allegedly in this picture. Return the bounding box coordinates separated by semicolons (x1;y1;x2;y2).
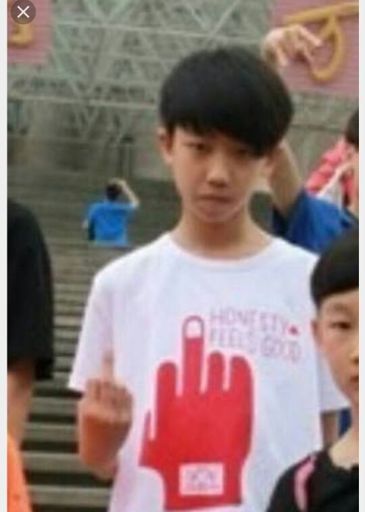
78;352;133;477
141;317;253;509
262;25;322;70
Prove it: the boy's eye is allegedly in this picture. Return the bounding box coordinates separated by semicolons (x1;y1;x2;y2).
330;320;351;330
187;142;209;152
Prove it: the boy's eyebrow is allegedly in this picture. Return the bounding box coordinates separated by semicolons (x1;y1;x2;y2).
184;133;249;148
183;130;212;138
324;302;353;314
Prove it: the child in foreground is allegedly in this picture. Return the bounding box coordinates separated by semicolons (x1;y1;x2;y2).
70;44;345;512
267;229;359;512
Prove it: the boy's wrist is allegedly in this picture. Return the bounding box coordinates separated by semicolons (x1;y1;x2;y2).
93;458;118;481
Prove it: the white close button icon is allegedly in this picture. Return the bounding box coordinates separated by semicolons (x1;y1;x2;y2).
17;5;30;19
10;0;36;25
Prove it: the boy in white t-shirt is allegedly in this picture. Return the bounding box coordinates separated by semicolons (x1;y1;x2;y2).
69;45;345;512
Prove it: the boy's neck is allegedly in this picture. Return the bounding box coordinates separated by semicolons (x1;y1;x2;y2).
329;405;359;469
172;210;272;259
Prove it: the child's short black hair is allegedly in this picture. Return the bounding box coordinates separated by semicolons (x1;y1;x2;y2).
344;108;358;149
311;229;359;308
105;180;121;201
159;46;293;156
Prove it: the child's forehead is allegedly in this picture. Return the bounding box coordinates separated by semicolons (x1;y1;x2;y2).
320;289;359;314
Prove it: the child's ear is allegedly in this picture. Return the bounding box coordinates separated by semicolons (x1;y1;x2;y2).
157;127;174;167
311;319;323;350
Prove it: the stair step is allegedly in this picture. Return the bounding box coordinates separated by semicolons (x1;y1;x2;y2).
56;304;84;316
55;316;82;329
56;282;90;293
55;296;87;307
30;485;110;508
55;342;78;356
25;423;76;444
55;355;74;372
31;397;76;419
55;329;79;341
25;452;84;474
35;378;75;397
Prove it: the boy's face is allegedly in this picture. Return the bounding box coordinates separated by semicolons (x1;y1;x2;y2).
158;127;275;224
313;289;359;406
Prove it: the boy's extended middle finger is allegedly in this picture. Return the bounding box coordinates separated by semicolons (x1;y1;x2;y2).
99;380;120;410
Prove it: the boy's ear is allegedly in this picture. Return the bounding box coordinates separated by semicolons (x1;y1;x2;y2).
311;318;323;350
157;127;174;167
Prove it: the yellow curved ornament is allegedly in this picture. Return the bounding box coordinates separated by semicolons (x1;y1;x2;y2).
8;23;35;48
7;0;35;48
283;2;358;83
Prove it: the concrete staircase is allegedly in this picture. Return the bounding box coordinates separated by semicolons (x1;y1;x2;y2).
8;166;181;512
25;245;123;512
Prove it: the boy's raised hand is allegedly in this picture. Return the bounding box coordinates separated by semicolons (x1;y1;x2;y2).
262;25;322;70
77;352;133;479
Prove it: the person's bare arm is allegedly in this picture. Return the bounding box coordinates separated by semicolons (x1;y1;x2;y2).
321;411;340;446
119;179;140;208
261;26;322;216
77;353;133;480
8;360;35;443
270;141;303;216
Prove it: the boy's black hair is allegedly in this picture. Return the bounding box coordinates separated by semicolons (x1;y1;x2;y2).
344;108;358;149
105;181;121;201
311;228;359;308
159;46;293;156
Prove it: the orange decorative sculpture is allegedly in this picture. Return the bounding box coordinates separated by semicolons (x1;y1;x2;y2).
284;2;358;82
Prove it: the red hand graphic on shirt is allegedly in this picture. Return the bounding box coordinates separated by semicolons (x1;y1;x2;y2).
140;316;254;510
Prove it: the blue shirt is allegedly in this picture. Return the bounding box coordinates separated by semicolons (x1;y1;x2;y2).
273;190;356;254
86;200;137;247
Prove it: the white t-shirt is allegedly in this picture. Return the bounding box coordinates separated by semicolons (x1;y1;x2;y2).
69;234;345;512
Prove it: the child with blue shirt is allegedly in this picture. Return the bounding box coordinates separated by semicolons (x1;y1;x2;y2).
84;178;140;247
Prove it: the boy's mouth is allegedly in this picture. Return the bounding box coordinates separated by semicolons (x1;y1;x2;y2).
198;194;232;203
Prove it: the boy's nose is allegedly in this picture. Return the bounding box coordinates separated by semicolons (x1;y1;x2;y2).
206;156;230;186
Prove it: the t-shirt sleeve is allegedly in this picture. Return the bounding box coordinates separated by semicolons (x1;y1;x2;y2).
272;190;350;253
266;465;299;512
68;272;113;392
